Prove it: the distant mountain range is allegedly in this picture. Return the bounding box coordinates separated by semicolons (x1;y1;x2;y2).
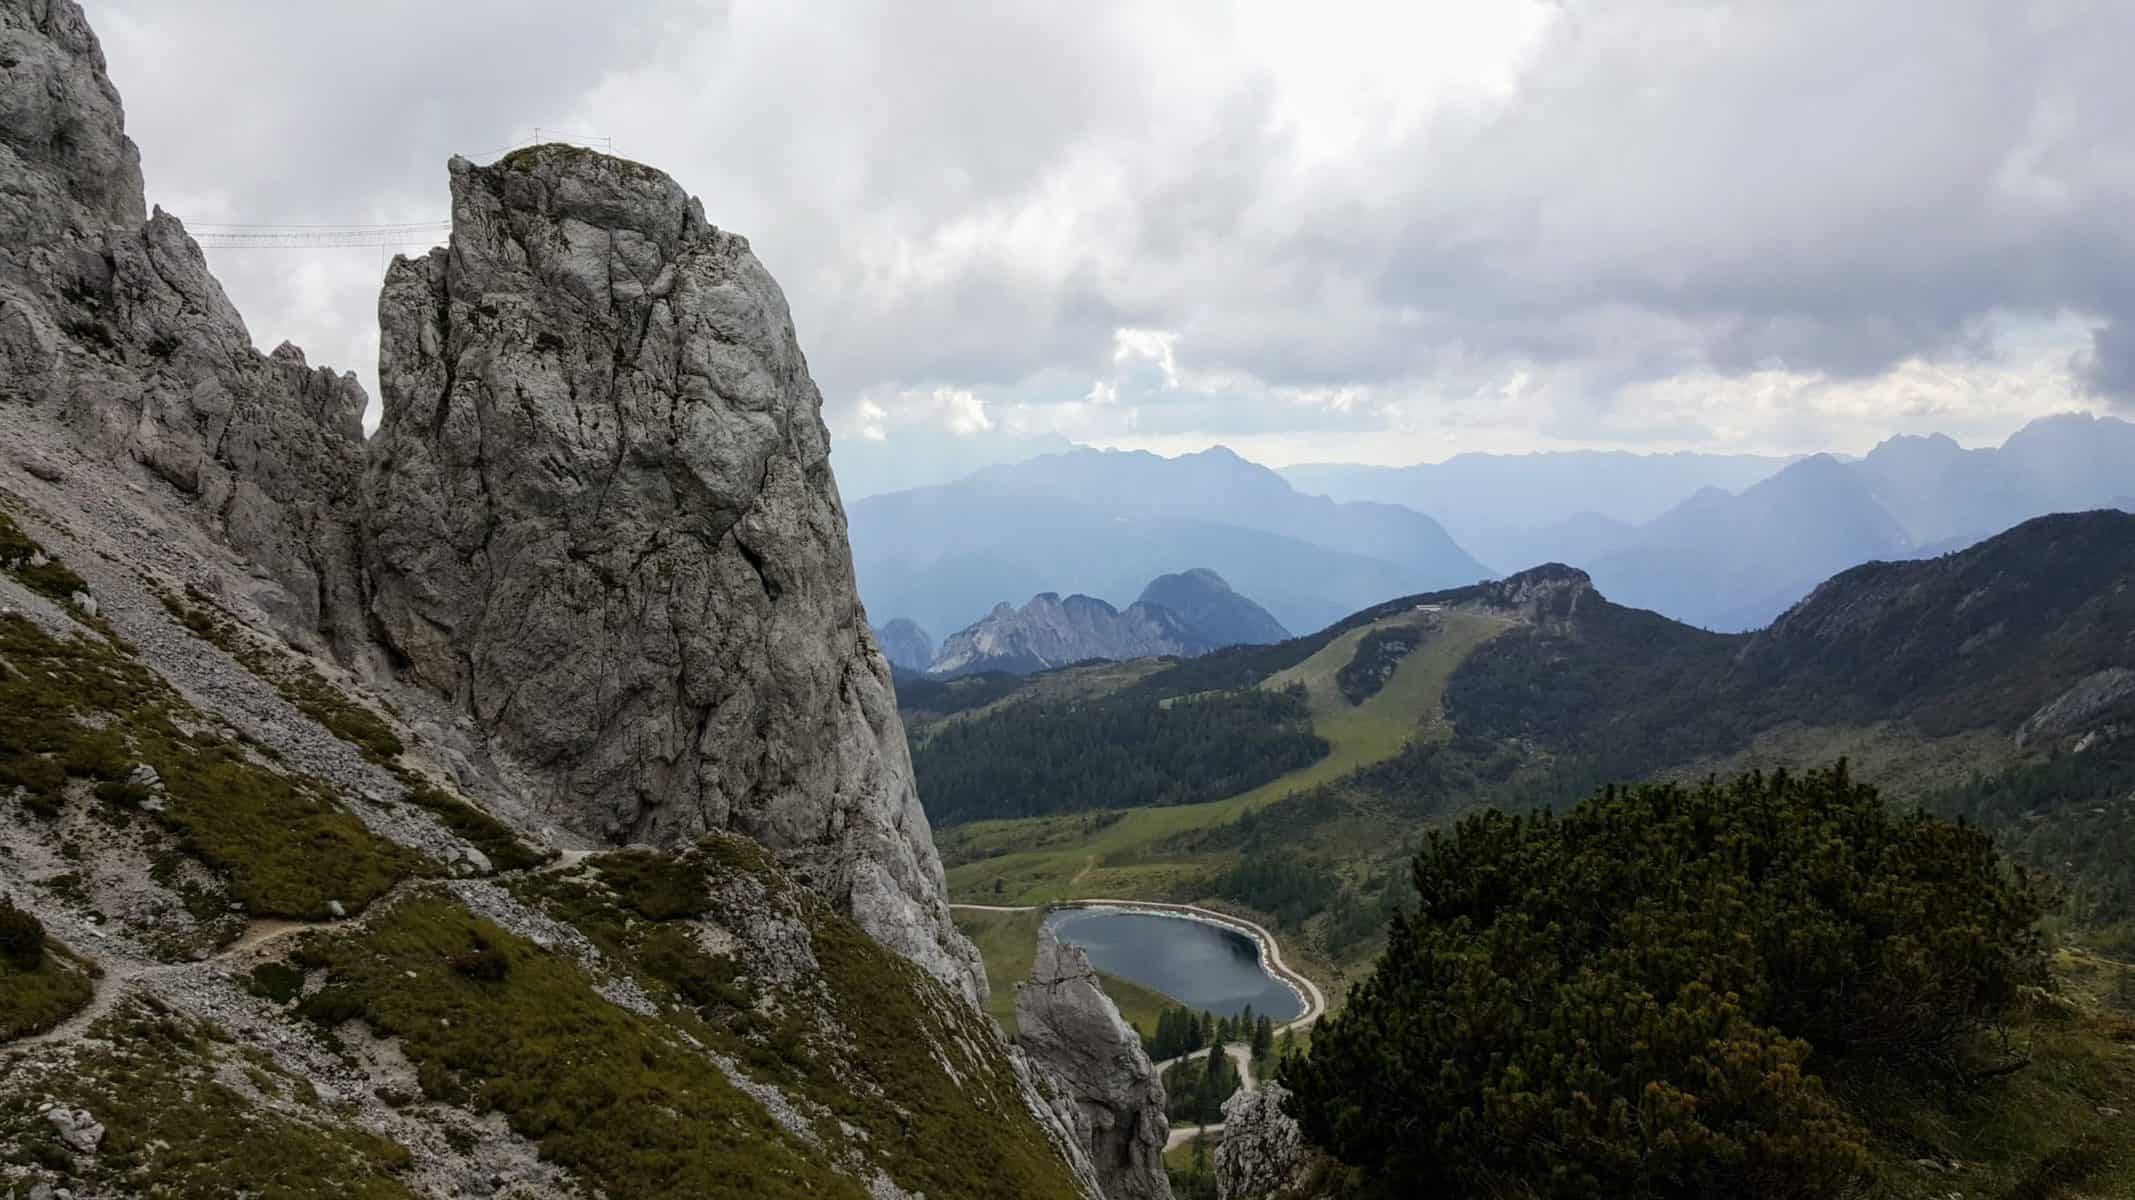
1286;413;2135;632
920;568;1289;677
1281;448;1799;571
1580;414;2135;629
848;446;1491;638
851;413;2135;640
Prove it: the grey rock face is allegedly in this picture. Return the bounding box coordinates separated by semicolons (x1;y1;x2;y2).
3;0;982;1017
1213;1083;1309;1200
2018;666;2135;747
0;0;370;655
362;146;981;1002
1016;927;1172;1200
930;590;1205;677
1477;562;1592;629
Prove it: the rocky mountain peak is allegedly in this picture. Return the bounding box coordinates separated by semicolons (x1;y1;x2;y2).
1;0;369;654
874;617;937;673
925;570;1289;677
0;3;1119;1192
0;0;144;234
1479;562;1593;625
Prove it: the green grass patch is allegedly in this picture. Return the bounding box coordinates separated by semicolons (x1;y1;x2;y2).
808;912;1089;1199
291;891;860;1200
0;1004;416;1197
507;843;1087;1199
297;849;1088;1199
153;585;547;873
0;509;88;604
0;935;95;1042
395;773;550;872
942;610;1512;907
0;612;425;919
1851;999;2135;1199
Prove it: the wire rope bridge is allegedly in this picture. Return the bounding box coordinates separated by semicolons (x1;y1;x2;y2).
187;129;613;251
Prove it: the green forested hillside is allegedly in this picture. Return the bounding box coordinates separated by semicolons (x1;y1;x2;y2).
912;514;2135;992
911;685;1327;823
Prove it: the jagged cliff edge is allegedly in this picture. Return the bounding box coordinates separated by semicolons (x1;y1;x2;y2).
0;0;1157;1195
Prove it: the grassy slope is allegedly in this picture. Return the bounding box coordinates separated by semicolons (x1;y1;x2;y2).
0;938;96;1042
953;907;1183;1038
1655;720;2017;802
941;610;1511;906
1855;970;2135;1200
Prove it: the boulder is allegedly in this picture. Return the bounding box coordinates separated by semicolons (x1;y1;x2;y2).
44;1106;104;1154
1214;1083;1309;1200
1016;926;1172;1200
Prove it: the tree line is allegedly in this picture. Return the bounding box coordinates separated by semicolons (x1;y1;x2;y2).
911;685;1327;825
1145;1003;1274;1063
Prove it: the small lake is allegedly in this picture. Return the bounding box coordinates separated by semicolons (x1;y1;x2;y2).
1044;907;1303;1022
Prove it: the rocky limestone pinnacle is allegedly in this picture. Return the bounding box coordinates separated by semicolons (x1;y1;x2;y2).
362;144;983;1002
1016;925;1173;1200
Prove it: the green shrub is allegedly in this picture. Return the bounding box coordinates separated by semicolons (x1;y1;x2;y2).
0;897;47;969
447;934;511;982
0;922;95;1043
0;510;88;603
1287;765;2051;1200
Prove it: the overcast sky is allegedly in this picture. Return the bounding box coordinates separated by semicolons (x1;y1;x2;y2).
92;0;2135;476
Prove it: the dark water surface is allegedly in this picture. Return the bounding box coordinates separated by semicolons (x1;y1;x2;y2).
1044;908;1302;1021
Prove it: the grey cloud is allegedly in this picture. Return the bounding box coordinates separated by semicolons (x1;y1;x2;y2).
86;0;2135;459
2082;322;2135;411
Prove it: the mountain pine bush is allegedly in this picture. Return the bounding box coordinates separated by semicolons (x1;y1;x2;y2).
1286;765;2051;1199
0;897;45;970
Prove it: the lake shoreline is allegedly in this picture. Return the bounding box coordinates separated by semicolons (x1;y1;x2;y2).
953;898;1326;1032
